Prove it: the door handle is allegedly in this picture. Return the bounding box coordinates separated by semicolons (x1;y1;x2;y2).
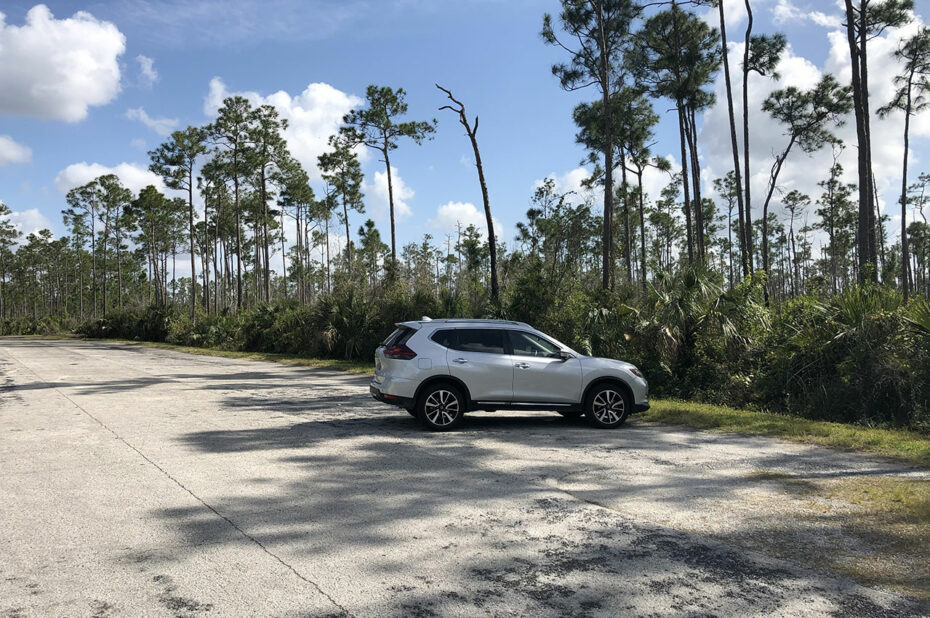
452;358;467;364
515;362;530;369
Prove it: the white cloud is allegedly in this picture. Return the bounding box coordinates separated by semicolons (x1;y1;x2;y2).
136;54;158;87
366;166;413;222
809;11;842;29
772;0;805;24
0;135;31;166
126;107;178;136
428;201;502;240
7;208;52;238
700;0;749;29
0;5;125;122
772;0;842;28
55;162;165;195
204;77;363;180
534;167;596;204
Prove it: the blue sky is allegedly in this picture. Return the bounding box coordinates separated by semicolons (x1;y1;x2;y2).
1;0;929;265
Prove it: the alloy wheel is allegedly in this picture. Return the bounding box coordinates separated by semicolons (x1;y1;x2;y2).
423;389;460;427
591;389;625;424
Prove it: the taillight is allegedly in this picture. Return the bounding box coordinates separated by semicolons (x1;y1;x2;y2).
384;344;417;360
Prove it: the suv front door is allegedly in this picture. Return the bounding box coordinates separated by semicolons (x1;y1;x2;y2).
445;328;514;402
508;330;582;404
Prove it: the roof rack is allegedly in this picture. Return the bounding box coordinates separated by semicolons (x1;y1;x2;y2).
415;317;530;327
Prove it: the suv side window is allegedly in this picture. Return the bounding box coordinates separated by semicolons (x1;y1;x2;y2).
452;329;506;354
508;330;561;358
430;329;457;348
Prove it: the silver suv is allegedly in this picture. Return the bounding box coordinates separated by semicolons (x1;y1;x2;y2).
370;318;649;431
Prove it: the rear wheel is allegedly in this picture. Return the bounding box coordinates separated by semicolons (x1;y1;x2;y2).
584;384;630;429
417;384;465;431
406;407;417;417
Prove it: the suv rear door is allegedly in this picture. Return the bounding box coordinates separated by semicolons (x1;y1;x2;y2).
442;328;514;402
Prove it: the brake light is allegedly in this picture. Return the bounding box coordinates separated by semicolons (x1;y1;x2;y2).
384;344;417;360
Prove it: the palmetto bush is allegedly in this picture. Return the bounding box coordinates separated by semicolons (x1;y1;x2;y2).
313;289;375;359
761;285;929;429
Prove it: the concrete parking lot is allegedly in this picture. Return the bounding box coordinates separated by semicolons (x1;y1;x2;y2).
1;338;928;617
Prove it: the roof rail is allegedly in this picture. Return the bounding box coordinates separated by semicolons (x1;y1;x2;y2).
416;318;530;327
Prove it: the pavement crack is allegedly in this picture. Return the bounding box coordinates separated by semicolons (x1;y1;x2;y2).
3;353;354;618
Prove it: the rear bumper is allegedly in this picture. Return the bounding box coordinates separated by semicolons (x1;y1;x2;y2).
370;385;415;409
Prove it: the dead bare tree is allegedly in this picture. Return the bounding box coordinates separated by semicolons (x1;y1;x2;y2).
436;84;499;302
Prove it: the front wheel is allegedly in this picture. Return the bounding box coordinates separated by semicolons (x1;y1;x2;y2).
584;384;630;429
416;384;465;431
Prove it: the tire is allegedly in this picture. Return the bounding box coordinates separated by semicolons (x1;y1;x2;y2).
557;410;583;419
416;383;465;431
406;408;417;417
584;383;630;429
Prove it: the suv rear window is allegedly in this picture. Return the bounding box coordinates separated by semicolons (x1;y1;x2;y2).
382;326;415;347
430;329;457;348
451;329;506;354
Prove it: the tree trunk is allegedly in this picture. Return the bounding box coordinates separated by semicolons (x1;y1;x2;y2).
91;205;97;318
637;167;647;291
718;0;749;277
467;115;498;302
728;205;734;289
325;215;331;293
102;211;109;317
116;220;122;311
761;140;794;303
188;176;196;322
384;143;397;265
597;3;614;290
687;106;705;261
260;162;271;302
234;174;243;310
342;188;352;271
845;0;877;280
860;1;878;275
677;105;694;263
280;208;287;301
901;72;913;302
619;149;633;282
743;0;755;272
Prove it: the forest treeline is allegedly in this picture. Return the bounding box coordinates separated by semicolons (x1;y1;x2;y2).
2;0;930;430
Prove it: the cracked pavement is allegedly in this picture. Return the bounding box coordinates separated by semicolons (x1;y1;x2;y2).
1;338;928;617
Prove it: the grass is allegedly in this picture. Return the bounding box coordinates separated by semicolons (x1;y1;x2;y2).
828;476;930;525
746;469;930;599
644;399;930;469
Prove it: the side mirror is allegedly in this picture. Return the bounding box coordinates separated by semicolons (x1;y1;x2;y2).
558;350;573;361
